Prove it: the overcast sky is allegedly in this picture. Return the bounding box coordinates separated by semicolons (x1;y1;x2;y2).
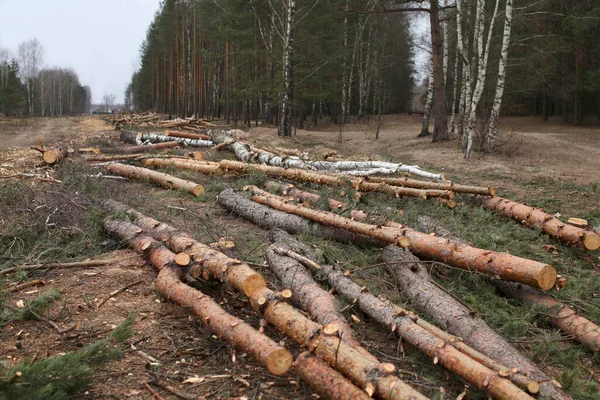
0;0;161;103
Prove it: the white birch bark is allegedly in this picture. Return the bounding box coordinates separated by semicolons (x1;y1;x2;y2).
308;161;443;180
485;0;514;152
138;132;213;147
464;0;500;159
418;61;434;137
341;0;350;123
449;49;460;136
442;0;449;87
278;0;296;137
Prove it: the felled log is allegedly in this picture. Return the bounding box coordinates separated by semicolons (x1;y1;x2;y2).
497;281;600;353
478;196;600;251
42;145;67;165
308;160;443;180
103;219;292;376
104;141;179;154
220;160;453;200
267;229;374;361
294;352;372;400
139;132;213;148
365;176;495;196
166;130;210;141
142;158;225;176
382;246;570;400
119;130;140;144
103;202;426;400
250;187;556;290
105;163;205;196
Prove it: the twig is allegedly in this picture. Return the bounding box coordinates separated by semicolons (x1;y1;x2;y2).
96;279;144;309
270;245;321;270
144;382;166;400
28;309;78;334
0;260;112;276
148;380;197;400
7;280;45;293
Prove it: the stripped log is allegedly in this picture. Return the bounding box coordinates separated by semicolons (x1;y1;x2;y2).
104;141;179;154
142;158;225;176
497;281;600;353
221;160;453;200
478;196;600;251
294;352;372;400
365;176;495;196
103;219;292;376
267;229;374;361
42;146;67;165
165;130;210;141
250;187;556;290
105;163;205;196
382;246;570;400
103;202;426;400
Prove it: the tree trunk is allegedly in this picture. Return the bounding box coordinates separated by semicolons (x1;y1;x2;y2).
249;187;556;290
382;246;571;400
496;281;600;354
137;132;213;148
142;158;225;176
418;62;434;138
430;0;449;142
42;145;67;165
104;163;205;196
278;0;295;137
485;0;514;152
119;131;140;144
363;176;495;196
104;141;180;155
477;196;600;251
103;219;293;376
165;130;210;140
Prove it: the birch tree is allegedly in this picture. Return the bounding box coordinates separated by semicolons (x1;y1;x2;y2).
485;0;513;152
278;0;296;137
17;39;44;116
418;61;434;137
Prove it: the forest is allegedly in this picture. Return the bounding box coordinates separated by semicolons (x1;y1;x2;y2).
129;0;600;157
0;39;92;118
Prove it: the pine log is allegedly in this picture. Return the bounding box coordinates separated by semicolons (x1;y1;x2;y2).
103;202;426;400
119;131;140;144
478;196;600;251
267;229;375;361
142;158;225;176
365;176;495;196
382;246;570;400
217;189;379;247
497;281;600;353
220;160;454;200
85;154;148;162
166;130;210;141
293;353;374;400
104;141;179;154
105;163;205;196
103;219;292;376
312;261;533;398
42;146;67;165
250;187;556;290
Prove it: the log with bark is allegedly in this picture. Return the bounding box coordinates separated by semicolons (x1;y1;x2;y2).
219;160;454;200
139;132;214;148
103;218;293;376
165;130;210;141
104;163;205;196
308;161;443;180
142;158;225;176
364;176;496;196
103;141;180;154
119;130;140;144
250;186;557;290
42;145;68;165
382;246;570;400
103;201;426;400
496;281;600;354
478;196;600;251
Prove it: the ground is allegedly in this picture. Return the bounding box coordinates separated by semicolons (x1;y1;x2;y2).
0;114;598;399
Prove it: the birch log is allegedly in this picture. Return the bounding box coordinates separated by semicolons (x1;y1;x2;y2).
250;187;556;290
104;163;205;196
103;219;293;376
42;145;67;165
382;247;570;400
478;196;600;251
139;132;213;147
103;202;426;400
308;161;443;181
119;131;140;144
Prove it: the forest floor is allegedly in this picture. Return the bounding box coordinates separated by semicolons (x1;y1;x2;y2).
0;114;599;400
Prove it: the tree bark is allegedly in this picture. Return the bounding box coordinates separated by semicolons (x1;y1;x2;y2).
278;0;295;137
496;281;600;354
142;158;225;176
382;246;570;400
42;145;67;165
418;62;434;138
138;132;213;147
104;163;205;196
363;176;495;196
165;130;210;141
430;0;449;142
477;196;600;251
250;187;556;290
103;219;292;376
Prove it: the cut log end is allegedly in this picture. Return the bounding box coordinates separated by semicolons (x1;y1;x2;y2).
43;150;59;164
538;265;558;291
193;185;206;197
397;236;411;249
583;233;600;251
266;348;294;376
242;274;268;298
175;252;191;266
527;381;540;395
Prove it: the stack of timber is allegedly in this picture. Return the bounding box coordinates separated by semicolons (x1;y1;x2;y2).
102;201;428;400
113;113;162;129
246;186;557;290
120;131;213;148
478;196;600;251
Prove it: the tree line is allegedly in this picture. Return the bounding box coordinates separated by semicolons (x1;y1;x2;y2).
0;39;92;118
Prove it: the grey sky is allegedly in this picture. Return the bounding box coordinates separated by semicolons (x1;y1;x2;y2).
0;0;161;103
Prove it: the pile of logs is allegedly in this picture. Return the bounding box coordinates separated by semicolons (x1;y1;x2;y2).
113;112;216;131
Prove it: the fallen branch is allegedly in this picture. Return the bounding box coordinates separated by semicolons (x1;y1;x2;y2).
7;280;45;293
105;163;205;196
144;382;166;400
96;279;144;309
478;196;600;251
103;141;179;154
148;380;196;400
0;260;111;276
